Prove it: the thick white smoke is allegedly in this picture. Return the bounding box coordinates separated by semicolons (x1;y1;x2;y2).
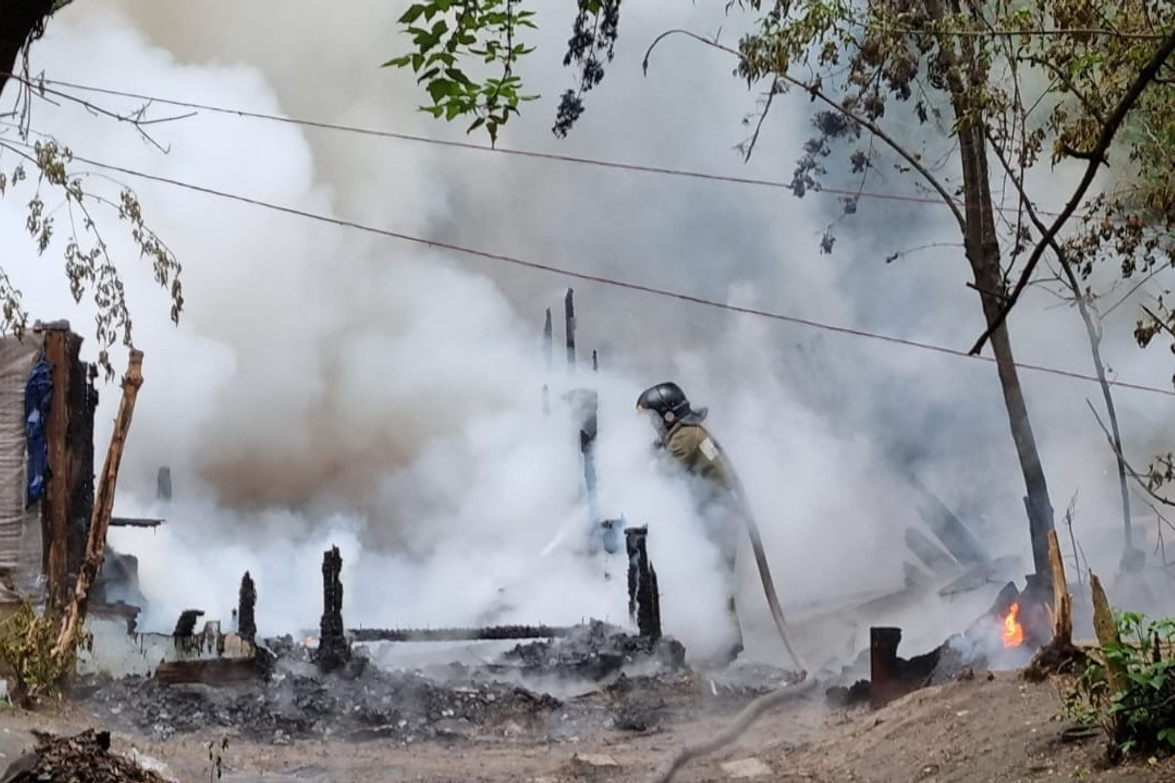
0;1;1171;671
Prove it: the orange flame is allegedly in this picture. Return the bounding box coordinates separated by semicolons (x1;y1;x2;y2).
1001;602;1024;648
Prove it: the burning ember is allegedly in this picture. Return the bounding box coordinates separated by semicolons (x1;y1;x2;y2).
1001;602;1024;648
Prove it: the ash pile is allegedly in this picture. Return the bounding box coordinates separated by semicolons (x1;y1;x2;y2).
0;730;172;783
78;543;798;744
78;620;703;744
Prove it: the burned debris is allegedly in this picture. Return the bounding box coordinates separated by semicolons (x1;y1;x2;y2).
0;730;171;783
316;545;351;674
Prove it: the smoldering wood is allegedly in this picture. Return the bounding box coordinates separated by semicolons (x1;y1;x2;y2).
626;526;661;641
109;517;165;528
173;609;205;637
238;571;257;643
564;288;576;369
156;466;172;502
349;625;578;643
1023;531;1085;681
869;626;942;709
316;545;351;672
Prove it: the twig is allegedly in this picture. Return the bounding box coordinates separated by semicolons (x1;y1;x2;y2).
647;676;817;783
969;27;1175;356
1088;401;1175;509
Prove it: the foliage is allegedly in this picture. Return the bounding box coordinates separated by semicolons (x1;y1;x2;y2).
0;133;184;380
0;600;92;708
381;0;540;144
1065;610;1175;760
384;0;629;141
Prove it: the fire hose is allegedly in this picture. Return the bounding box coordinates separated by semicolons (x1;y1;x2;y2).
647;477;813;783
730;472;807;679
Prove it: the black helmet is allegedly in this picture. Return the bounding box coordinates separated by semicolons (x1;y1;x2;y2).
636;382;707;427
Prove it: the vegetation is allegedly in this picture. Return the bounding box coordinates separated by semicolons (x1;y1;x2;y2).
1066;610;1175;761
0;600;91;707
0;1;183;378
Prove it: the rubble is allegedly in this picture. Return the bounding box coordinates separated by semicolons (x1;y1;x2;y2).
75;620;789;745
0;729;171;783
502;620;685;681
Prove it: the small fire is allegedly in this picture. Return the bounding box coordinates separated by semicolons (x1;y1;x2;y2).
304;636;317;647
1001;602;1024;648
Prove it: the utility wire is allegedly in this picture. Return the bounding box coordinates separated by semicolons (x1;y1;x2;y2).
50;146;1175;400
14;76;1119;223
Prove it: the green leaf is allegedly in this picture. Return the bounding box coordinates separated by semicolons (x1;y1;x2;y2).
397;4;425;25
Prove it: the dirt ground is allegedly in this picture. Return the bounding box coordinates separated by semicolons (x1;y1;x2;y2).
0;672;1172;783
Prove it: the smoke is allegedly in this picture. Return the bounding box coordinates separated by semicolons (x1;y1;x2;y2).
0;0;1171;672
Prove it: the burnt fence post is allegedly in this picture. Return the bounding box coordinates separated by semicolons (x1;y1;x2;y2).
625;526;661;641
316;545;351;673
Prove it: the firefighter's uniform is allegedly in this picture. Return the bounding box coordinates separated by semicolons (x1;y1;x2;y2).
663;420;745;660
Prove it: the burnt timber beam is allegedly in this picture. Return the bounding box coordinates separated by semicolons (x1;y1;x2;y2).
155;658;259;686
110;517;165;528
349;625;578;643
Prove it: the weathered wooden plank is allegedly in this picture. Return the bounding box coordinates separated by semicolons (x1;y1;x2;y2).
154;659;258;686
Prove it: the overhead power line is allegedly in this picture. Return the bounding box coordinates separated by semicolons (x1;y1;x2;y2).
19;76;1099;222
47;147;1175;401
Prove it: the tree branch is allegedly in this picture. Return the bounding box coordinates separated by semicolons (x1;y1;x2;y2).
1088;400;1175;509
642;28;967;233
968;27;1175;356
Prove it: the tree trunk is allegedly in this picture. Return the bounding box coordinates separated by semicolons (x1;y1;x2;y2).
0;0;56;99
954;103;1056;580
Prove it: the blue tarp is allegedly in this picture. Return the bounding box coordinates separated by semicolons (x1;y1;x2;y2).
24;355;51;505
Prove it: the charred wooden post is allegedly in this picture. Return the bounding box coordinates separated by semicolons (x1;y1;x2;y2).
869;626;942;709
592;350;599;372
542;307;553;369
156;466;172;502
316;545;351;672
40;325;72;608
626;526;661;640
66;358;96;587
36;322;98;606
238;571;257;643
564;288;576;369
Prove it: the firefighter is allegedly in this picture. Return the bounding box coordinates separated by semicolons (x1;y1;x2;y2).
636;381;744;663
